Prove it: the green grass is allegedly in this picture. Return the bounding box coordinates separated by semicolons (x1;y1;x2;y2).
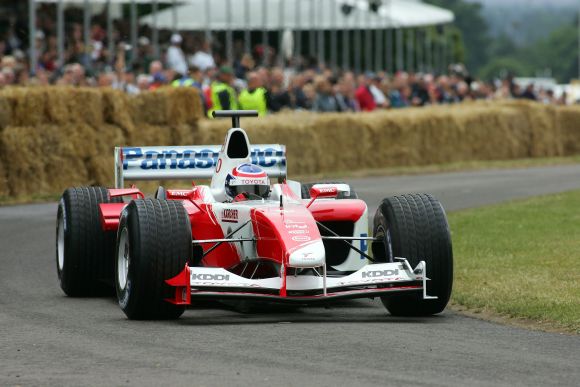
448;190;580;334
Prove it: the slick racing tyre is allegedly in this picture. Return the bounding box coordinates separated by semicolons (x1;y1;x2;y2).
301;182;358;199
57;187;121;296
372;193;453;316
115;199;192;320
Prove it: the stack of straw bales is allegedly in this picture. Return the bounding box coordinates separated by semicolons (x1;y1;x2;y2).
0;87;202;198
199;101;580;176
0;86;579;201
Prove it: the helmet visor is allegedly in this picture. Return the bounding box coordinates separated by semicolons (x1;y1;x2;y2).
229;184;270;199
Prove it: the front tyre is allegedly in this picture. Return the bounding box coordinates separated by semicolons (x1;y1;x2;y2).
115;199;192;320
373;193;453;316
57;187;119;296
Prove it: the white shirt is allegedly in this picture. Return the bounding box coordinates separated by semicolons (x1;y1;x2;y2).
369;84;387;105
166;45;188;76
189;51;216;72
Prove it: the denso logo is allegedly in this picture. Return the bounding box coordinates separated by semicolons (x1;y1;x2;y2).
191;273;230;281
221;209;238;223
361;269;399;278
319;187;336;193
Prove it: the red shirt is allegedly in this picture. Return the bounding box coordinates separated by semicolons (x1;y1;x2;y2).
355;85;376;112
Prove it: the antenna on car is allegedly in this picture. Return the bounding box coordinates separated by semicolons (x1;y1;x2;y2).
212;110;259;128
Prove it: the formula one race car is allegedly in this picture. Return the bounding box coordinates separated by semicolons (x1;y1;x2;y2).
56;110;453;320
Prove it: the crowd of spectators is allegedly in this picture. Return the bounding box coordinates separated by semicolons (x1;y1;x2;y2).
0;4;572;115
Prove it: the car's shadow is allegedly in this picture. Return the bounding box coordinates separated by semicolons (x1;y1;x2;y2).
172;299;449;326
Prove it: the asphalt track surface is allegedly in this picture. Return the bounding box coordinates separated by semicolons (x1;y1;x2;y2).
1;165;580;386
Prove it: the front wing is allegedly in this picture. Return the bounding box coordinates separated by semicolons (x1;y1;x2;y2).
165;259;436;304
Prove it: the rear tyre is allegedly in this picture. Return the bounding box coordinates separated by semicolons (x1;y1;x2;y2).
301;182;358;199
115;199;192;320
373;193;453;316
56;187;120;296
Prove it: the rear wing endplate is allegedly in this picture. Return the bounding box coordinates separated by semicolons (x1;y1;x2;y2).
114;145;286;188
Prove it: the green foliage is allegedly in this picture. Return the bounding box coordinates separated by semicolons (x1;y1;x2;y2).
478;57;530;81
424;0;490;72
479;20;579;82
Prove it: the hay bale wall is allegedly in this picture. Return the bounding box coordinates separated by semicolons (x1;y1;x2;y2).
0;87;579;202
0;87;202;198
200;101;580;176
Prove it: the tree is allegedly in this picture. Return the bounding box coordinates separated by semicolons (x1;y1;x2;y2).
424;0;490;73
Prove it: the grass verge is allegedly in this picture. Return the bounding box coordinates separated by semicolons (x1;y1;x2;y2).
448;190;580;334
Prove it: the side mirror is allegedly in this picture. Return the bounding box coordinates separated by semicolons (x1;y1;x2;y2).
307;184;350;207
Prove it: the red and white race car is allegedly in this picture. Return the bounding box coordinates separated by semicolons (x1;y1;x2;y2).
56;110;453;320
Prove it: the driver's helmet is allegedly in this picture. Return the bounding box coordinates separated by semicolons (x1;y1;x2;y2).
225;163;271;200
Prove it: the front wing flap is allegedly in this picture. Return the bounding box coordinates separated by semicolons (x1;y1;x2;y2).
165;258;434;305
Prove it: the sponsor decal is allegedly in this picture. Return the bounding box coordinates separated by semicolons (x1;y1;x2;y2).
291;235;311;242
171;191;189;197
122;147;285;170
221;209;239;223
191;273;231;281
285;222;307;229
289;229;309;235
240;179;266;185
360;233;368;258
361;269;400;279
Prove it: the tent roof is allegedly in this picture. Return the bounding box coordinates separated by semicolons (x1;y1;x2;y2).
39;1;180;3
140;0;455;31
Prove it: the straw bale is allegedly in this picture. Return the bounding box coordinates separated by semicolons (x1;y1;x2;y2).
0;157;8;197
7;88;46;126
165;88;203;126
557;105;580;155
0;94;11;129
132;90;169;125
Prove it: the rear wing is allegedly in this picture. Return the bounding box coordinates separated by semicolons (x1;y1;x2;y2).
114;145;286;188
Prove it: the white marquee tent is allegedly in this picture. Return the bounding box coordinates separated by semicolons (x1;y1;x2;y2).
139;0;454;30
29;0;455;74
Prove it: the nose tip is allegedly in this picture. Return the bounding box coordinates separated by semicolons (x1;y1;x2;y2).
288;240;326;268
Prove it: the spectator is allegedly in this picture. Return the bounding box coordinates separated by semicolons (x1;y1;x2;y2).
521;84;536;100
268;67;292;112
288;74;309;110
312;76;339;113
190;39;216;72
355;74;376;112
239;72;268;116
335;77;358;112
136;74;151;93
389;74;409;108
166;34;188;76
148;60;166;90
208;66;238;117
369;74;389;109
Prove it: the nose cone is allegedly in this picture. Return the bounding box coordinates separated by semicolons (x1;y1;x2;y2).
288;240;325;268
252;204;325;268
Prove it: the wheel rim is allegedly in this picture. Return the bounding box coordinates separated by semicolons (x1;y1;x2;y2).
376;225;394;263
57;214;65;271
117;228;130;290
